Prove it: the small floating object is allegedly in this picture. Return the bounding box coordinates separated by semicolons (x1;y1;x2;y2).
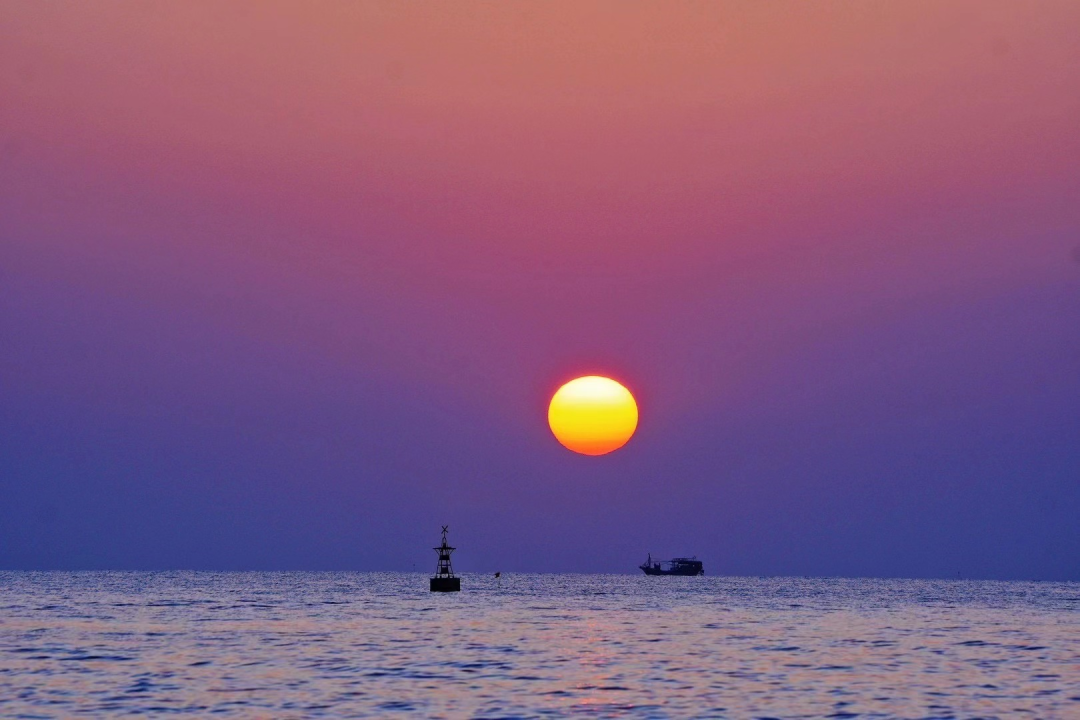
430;525;461;592
494;571;501;579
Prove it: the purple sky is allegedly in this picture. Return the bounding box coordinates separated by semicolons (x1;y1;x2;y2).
2;2;1079;577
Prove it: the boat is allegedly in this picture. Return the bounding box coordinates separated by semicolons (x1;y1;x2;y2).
640;553;704;576
430;525;461;592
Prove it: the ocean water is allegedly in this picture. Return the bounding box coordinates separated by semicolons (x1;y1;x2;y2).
0;573;1077;718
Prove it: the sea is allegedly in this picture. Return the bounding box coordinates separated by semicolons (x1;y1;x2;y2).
1;572;1077;718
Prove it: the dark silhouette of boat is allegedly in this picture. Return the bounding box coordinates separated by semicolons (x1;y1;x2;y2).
640;553;704;576
430;525;461;592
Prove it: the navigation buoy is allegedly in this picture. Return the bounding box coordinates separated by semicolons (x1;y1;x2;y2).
430;525;461;592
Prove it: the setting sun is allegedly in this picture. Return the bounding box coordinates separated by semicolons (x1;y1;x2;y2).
548;376;638;456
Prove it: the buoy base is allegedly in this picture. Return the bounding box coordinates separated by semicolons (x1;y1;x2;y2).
430;576;460;592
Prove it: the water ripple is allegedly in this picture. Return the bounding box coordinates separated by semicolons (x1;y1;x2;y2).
0;572;1077;717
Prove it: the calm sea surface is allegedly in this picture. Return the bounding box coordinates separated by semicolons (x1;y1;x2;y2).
1;572;1077;718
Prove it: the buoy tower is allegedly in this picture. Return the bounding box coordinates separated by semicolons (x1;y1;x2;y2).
430;525;461;592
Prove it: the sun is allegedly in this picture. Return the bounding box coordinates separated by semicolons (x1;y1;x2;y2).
548;376;638;456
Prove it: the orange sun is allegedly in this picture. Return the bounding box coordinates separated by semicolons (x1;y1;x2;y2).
548;376;638;456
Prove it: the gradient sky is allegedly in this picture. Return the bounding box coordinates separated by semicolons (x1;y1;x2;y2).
2;1;1078;578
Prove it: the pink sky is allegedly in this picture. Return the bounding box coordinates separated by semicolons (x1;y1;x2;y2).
2;2;1079;574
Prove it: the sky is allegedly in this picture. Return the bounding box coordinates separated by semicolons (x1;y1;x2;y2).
2;1;1078;578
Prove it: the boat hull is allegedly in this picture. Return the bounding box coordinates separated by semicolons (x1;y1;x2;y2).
641;566;703;576
430;577;461;592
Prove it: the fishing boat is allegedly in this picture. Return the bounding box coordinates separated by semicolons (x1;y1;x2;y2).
639;553;704;576
430;525;461;592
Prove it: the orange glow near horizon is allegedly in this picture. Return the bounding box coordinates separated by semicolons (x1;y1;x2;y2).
548;376;638;456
